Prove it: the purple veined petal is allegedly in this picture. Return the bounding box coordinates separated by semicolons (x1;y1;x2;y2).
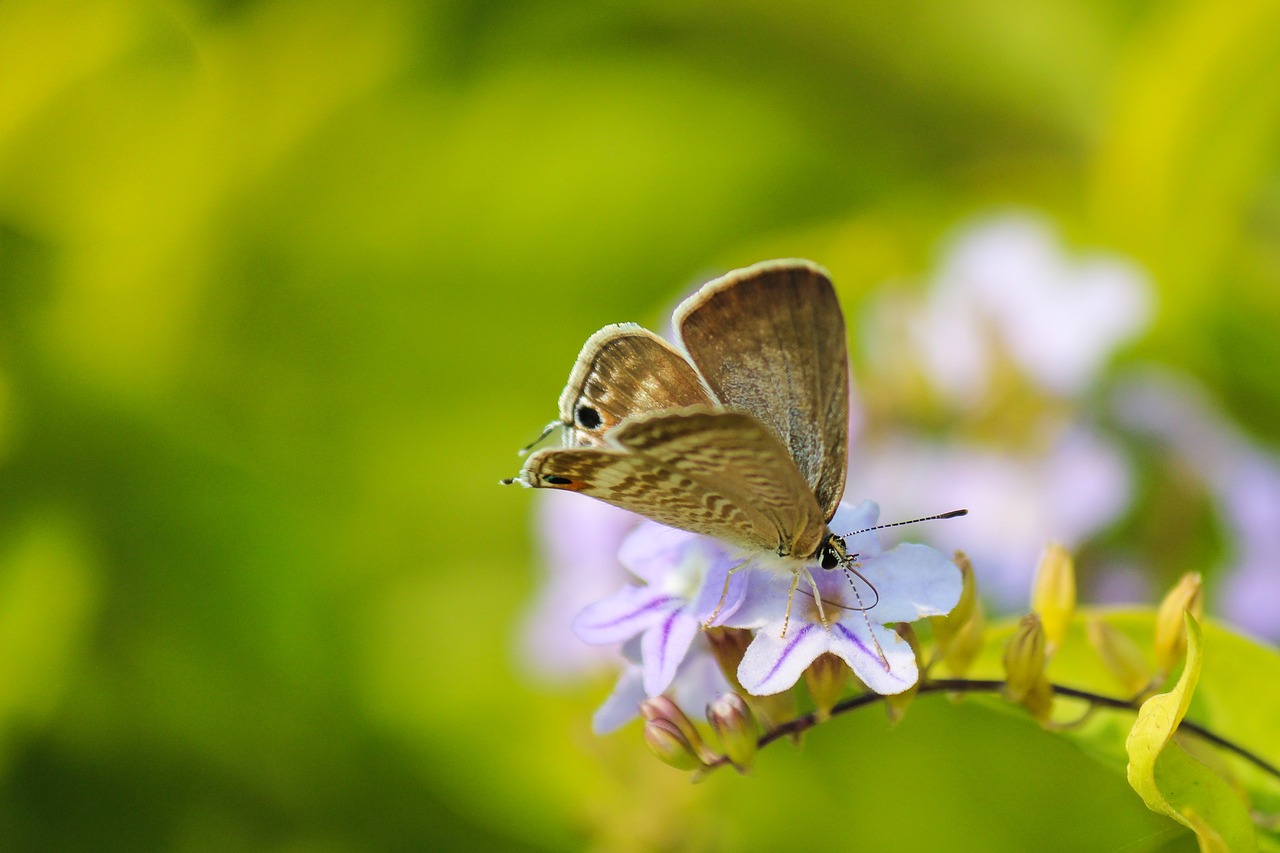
640;610;701;697
829;500;883;559
618;521;703;585
572;584;679;645
592;665;646;735
827;620;918;695
737;621;828;696
848;543;961;623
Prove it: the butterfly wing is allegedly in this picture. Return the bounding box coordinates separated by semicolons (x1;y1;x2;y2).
674;260;849;520
556;324;715;447
519;407;828;559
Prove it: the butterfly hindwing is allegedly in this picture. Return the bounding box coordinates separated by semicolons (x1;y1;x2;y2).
675;260;849;520
556;324;715;447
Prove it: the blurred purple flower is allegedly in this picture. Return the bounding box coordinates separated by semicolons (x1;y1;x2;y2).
850;214;1153;607
725;501;961;695
516;491;642;683
1115;368;1280;639
849;425;1132;610
910;215;1152;402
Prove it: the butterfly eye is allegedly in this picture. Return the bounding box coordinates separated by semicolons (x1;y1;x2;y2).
575;405;602;429
820;550;839;570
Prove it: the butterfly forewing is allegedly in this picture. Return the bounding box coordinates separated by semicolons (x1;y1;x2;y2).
557;324;715;447
520;408;828;559
674;260;849;521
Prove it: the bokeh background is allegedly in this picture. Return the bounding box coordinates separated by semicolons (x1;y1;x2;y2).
3;0;1280;849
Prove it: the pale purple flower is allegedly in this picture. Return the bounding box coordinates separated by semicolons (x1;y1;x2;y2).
517;490;643;683
725;501;962;696
1115;368;1280;639
848;424;1132;609
909;215;1152;403
573;520;747;697
848;214;1153;607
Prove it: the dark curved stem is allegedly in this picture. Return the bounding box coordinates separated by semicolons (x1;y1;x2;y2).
706;678;1280;780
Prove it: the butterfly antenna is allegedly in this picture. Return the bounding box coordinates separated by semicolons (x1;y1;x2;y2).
842;508;967;538
841;557;890;670
518;420;564;456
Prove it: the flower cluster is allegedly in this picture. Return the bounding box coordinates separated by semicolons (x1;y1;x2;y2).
566;498;961;742
849;214;1280;636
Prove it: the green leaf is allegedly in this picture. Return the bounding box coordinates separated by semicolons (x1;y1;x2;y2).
1126;614;1257;852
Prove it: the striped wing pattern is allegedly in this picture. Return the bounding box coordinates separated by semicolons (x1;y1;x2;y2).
521;407;828;559
557;324;714;447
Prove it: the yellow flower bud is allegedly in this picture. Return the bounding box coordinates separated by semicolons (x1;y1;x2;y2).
1086;618;1152;696
1003;614;1047;703
643;719;704;771
639;697;712;763
804;653;849;721
885;624;921;726
939;595;985;677
931;552;976;653
1003;614;1055;722
1031;543;1075;657
1154;573;1204;675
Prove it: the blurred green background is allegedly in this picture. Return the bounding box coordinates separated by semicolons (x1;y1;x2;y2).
3;0;1280;849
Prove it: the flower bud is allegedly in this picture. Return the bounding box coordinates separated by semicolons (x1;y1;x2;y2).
1030;543;1075;657
707;693;758;773
1003;614;1047;703
939;595;985;677
930;552;976;654
704;627;750;690
707;627;793;727
1154;572;1203;675
639;696;713;763
643;719;703;771
1086;618;1152;695
804;652;849;721
885;624;921;726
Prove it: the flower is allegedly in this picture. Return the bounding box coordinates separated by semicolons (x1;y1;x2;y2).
849;425;1132;610
516;490;642;683
573;520;747;698
851;214;1150;607
726;501;962;696
1115;368;1280;640
909;215;1152;403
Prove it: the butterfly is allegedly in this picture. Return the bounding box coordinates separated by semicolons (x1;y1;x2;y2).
506;260;888;635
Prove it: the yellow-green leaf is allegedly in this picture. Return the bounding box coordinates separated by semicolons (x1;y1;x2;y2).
1126;614;1256;852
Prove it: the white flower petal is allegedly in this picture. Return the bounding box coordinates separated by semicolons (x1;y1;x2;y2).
854;543;961;623
737;621;828;695
828;621;918;695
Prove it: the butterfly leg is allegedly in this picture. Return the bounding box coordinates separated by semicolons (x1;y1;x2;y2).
802;568;830;629
780;570;802;638
701;559;749;629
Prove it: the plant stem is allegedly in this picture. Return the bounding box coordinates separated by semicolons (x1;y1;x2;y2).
703;677;1280;780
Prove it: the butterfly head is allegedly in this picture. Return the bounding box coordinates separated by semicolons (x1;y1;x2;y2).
818;532;854;571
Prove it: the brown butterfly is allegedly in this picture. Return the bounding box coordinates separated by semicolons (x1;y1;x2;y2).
505;260;864;631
